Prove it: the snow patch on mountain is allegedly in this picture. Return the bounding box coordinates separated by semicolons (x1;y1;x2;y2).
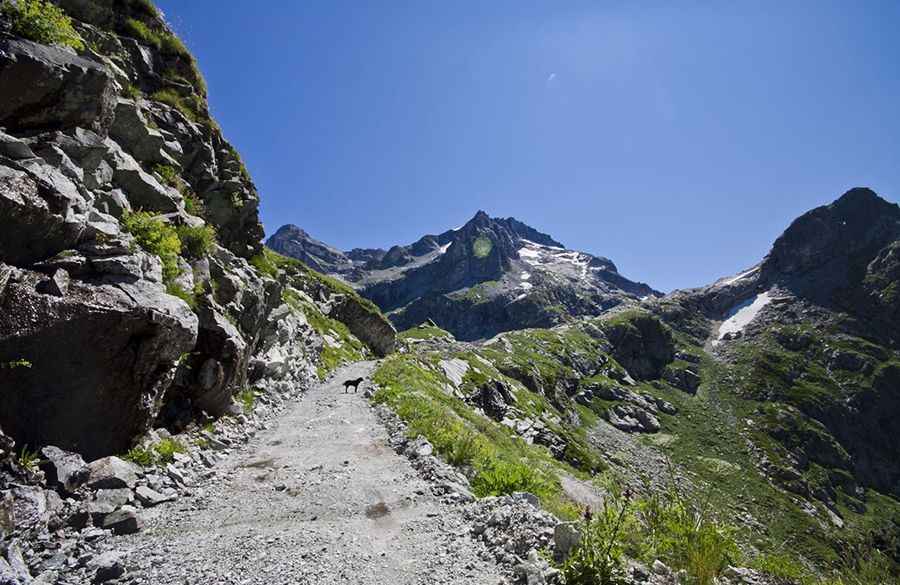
714;291;772;344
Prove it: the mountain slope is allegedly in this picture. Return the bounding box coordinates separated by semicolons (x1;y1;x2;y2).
268;211;657;340
364;188;900;583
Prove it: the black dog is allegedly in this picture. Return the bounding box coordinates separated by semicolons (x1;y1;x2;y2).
343;377;364;393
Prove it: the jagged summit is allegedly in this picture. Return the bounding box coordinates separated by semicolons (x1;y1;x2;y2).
267;211;656;340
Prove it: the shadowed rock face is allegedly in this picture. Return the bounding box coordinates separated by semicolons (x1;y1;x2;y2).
0;262;197;459
269;211;657;340
0;5;287;456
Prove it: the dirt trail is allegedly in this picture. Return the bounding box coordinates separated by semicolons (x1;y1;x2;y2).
112;361;501;584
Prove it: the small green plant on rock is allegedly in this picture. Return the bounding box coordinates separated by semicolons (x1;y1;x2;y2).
175;224;216;259
2;0;84;49
121;211;181;283
153;438;185;463
1;359;32;369
17;446;40;472
238;388;256;413
123;446;155;467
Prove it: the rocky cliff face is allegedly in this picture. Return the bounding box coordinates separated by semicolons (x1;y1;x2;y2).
268;211;657;340
0;1;391;460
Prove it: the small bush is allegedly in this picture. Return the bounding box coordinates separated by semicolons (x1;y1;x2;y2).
121;211;181;283
2;0;84;49
238;388;256;413
1;359;32;369
183;191;204;217
17;446;40;472
750;552;810;584
561;499;632;585
150;89;201;122
471;459;546;497
175;224;215;259
153;438;185;463
124;84;142;100
123;17;161;48
123;446;155;467
635;476;739;585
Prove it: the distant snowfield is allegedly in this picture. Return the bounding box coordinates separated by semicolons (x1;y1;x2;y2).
714;291;772;344
438;242;452;254
518;241;591;280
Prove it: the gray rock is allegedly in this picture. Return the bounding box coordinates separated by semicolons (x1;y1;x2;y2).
39;446;88;494
101;505;142;535
405;437;433;459
1;541;31;584
0;163;87;266
94;488;133;508
606;404;661;433
105;139;180;212
0;39;115;134
91;551;125;583
652;559;670;575
9;485;48;533
0;264;198;459
86;457;138;490
553;522;581;560
110;98;180;166
0;130;36;159
134;486;174;507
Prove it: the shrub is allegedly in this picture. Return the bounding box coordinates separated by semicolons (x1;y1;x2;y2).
750;552;810;584
2;0;84;49
238;388;256;413
635;478;739;585
183;191;204;217
1;359;32;369
123;17;161;48
121;211;181;283
175;224;215;259
124;84;142;100
123;446;155;467
471;459;546;497
16;446;40;472
561;499;631;585
153;438;185;463
150;89;201;122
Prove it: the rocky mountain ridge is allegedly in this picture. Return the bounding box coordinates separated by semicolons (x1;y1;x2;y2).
268;210;657;340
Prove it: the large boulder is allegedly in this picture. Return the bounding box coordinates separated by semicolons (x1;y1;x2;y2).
39;446;88;494
0;261;197;459
602;312;675;380
0;161;89;266
0;39;115;135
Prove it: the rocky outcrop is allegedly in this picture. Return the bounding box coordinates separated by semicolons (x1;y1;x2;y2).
0;38;116;134
601;311;675;380
0;2;313;460
0;257;197;459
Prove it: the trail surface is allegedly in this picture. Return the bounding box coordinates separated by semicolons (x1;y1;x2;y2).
112;361;501;584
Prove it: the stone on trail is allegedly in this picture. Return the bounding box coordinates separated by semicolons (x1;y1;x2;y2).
101;506;143;535
86;457;138;490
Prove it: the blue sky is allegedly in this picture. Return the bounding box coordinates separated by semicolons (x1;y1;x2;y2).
156;0;900;292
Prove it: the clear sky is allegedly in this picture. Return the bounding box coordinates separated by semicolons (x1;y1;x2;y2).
156;0;900;292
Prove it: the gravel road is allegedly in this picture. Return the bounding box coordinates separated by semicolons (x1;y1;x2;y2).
109;361;502;584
